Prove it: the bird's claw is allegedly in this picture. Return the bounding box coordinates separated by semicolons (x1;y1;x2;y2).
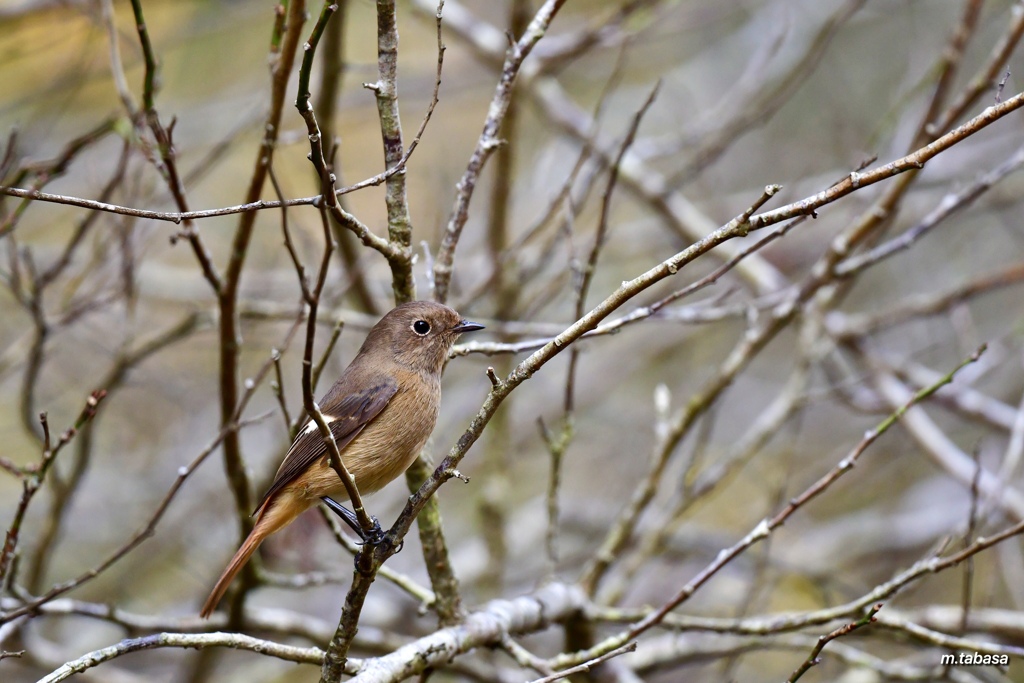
359;516;385;546
321;497;392;548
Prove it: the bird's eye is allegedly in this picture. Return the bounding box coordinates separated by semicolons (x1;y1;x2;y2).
412;320;431;336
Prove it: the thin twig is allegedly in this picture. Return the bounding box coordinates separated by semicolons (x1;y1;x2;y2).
786;605;882;682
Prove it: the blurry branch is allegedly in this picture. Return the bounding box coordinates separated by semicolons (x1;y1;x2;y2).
0;412;272;627
6;143;131;445
925;0;1024;140
913;0;983;145
26;311;207;592
900;604;1024;640
592;603;1024;651
37;144;131;290
786;605;881;683
3;596;405;653
874;610;1024;658
0;390;106;587
903;354;1022;433
557;348;991;668
100;0;135;114
526;62;788;295
462;142;595;310
600;358;811;605
432;0;569;304
181;105;266;190
271;349;294;437
864;358;1024;520
37;631;334;683
666;0;868;186
564;81;660;415
0;322;295;626
627;632;978;683
831;261;1024;342
0;131;16;184
532;0;661;71
539;416;570;576
835;144;1024;278
312;317;345;394
0;118;116;238
500;634;556;677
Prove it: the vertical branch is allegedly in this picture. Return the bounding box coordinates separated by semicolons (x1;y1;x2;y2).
539;417;570;575
474;0;533;599
315;1;382;314
563;81;659;416
433;0;569;304
371;0;416;303
225;0;307;514
128;0;222;295
296;2;407;276
128;0;158;112
212;0;308;627
914;0;983;145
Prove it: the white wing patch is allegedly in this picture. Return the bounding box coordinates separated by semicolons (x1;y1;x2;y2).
301;414;336;436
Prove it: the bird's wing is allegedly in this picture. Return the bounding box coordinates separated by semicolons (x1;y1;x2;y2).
253;379;399;514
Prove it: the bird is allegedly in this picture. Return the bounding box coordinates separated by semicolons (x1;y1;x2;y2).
200;301;484;618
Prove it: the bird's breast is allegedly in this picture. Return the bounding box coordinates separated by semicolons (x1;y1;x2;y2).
330;376;441;497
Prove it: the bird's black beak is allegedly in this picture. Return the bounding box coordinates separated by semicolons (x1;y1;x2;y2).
452;319;485;334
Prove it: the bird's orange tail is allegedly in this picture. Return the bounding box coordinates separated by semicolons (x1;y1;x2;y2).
200;497;299;619
200;527;263;618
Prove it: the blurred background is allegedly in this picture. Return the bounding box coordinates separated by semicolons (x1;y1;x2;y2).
3;0;1024;681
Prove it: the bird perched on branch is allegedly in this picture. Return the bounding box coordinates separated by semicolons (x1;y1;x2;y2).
200;301;484;618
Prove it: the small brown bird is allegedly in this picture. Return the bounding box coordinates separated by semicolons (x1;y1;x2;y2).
200;301;483;618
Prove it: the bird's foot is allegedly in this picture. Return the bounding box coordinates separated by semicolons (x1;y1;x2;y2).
321;497;389;547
